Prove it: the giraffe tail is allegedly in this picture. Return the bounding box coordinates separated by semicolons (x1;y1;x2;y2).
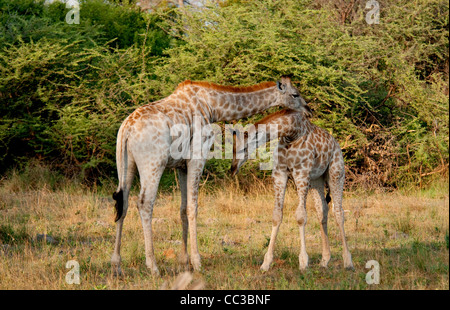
112;123;129;222
325;181;332;204
112;189;123;222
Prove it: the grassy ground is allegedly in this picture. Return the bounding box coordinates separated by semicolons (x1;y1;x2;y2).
0;168;448;290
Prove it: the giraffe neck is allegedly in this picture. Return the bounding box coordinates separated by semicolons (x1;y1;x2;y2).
174;84;280;122
212;87;279;122
254;110;312;142
232;110;313;175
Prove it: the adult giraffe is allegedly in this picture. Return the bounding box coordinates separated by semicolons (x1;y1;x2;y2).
111;76;307;275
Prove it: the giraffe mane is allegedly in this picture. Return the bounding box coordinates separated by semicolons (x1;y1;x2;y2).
177;80;276;93
255;109;297;126
255;105;312;126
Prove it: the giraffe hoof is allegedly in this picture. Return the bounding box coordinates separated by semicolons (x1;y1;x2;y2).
146;263;160;276
190;254;202;272
320;256;331;268
343;253;354;270
261;252;273;272
192;264;202;273
299;266;308;272
344;263;354;271
112;266;123;277
260;264;270;272
179;260;190;271
150;267;160;276
299;254;309;271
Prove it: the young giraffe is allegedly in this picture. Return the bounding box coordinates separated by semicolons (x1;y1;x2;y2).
231;108;354;271
111;76;308;275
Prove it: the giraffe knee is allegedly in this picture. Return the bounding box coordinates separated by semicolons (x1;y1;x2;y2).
296;208;307;226
186;203;197;221
180;202;187;216
332;204;345;221
272;209;283;226
137;191;146;210
297;216;306;226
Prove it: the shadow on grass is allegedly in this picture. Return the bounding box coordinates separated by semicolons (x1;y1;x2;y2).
193;238;449;289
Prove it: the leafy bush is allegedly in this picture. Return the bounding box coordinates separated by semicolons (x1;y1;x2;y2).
0;0;173;180
154;0;449;187
0;0;448;188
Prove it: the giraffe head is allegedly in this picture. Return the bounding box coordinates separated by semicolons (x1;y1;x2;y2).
230;123;273;177
275;76;308;113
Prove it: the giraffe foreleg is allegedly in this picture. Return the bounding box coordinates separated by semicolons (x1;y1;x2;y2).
261;169;288;271
177;167;189;268
186;159;207;272
293;171;310;271
328;156;354;270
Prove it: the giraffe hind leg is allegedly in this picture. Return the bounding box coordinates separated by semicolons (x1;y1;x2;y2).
177;167;189;269
310;178;331;268
111;154;136;276
261;169;288;271
138;164;165;276
328;160;354;270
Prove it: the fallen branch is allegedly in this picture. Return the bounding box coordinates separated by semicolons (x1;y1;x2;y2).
420;163;449;177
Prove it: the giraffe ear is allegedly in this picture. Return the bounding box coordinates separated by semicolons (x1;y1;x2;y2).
276;80;286;94
302;104;313;118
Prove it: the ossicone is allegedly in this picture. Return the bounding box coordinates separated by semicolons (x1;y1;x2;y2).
276;80;286;93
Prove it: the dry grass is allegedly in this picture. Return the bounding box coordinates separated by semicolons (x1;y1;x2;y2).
0;171;448;290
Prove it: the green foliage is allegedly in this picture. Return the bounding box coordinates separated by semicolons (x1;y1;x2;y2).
78;0;172;51
0;0;173;180
0;0;103;45
0;38;90;166
49;44;160;178
0;0;448;188
154;0;449;187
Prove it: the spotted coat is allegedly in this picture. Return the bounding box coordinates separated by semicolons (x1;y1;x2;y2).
231;109;354;271
111;77;308;275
